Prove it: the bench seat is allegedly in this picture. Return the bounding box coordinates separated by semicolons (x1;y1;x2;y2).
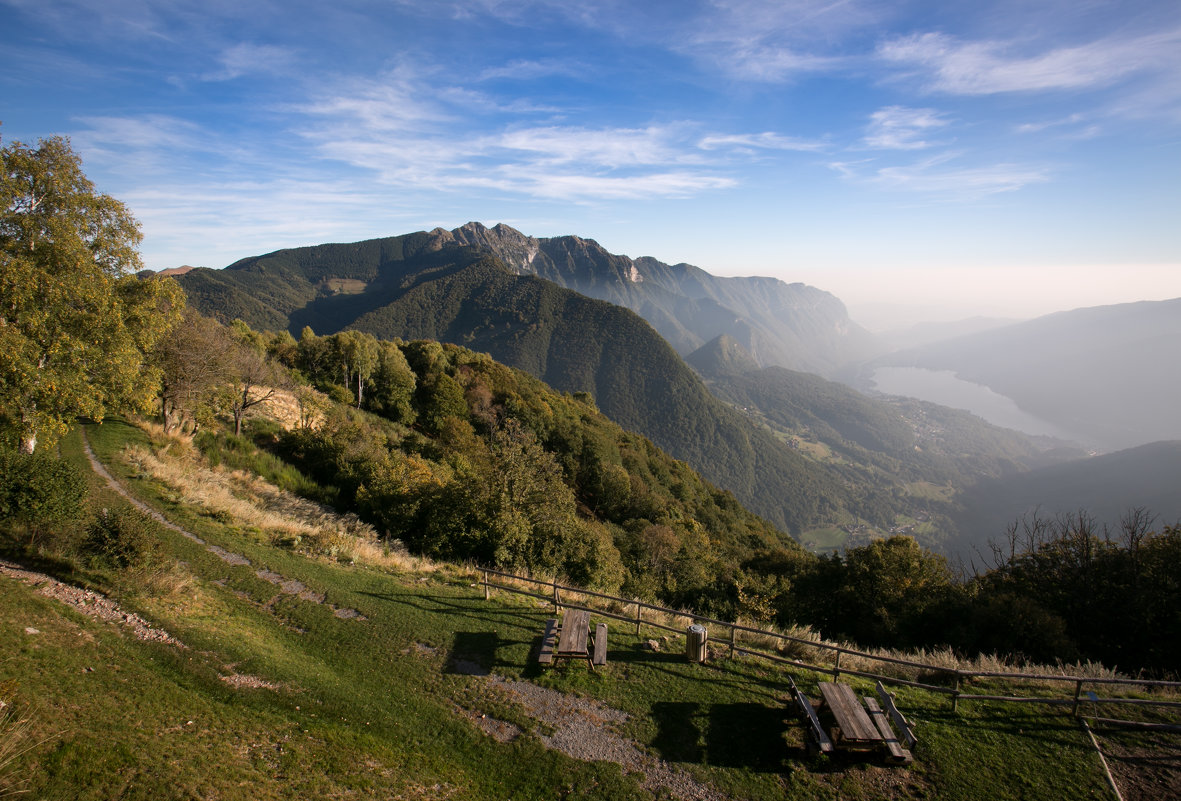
592;623;608;665
538;618;559;664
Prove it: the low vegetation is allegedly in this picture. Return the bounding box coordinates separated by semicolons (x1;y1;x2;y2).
3;421;1174;799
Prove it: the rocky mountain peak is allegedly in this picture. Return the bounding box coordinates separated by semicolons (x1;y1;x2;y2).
446;222;540;272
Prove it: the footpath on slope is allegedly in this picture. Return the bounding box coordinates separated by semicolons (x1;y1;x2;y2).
85;429;741;799
80;432;364;620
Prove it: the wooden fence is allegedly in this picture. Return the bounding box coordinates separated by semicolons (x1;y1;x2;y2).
479;567;1181;722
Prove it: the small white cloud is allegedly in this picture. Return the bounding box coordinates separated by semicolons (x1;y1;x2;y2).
203;42;298;81
478;58;588;82
864;106;949;150
673;0;879;82
495;125;692;168
834;151;1050;199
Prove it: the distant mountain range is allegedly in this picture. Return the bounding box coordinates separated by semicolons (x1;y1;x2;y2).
952;440;1181;560
170;224;1181;556
176;237;857;534
173;226;1091;552
863;298;1181;451
437;223;880;376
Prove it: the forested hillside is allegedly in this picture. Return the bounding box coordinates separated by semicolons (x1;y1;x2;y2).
175;235;1084;550
179;248;872;535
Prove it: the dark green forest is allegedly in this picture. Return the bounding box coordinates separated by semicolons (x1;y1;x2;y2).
141;318;1181;670
177;246;1084;551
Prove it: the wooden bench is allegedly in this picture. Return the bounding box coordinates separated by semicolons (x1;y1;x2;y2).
788;676;834;755
863;696;913;764
870;681;917;758
592;623;608;666
538;618;559;664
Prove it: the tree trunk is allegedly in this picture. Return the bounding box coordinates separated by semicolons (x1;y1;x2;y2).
19;432;36;454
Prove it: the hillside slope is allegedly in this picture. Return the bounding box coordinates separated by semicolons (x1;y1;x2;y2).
952;440;1181;556
178;249;859;535
0;421;1145;801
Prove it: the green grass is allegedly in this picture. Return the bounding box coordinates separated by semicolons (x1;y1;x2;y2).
800;527;849;552
0;420;1125;800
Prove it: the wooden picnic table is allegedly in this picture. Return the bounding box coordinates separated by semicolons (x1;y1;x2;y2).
558;609;591;658
819;681;881;745
789;679;915;764
538;609;608;669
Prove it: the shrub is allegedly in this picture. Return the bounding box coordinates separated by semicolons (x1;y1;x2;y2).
0;448;88;528
81;506;161;569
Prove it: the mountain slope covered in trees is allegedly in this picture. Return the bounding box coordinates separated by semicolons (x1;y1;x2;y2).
182;251;853;534
174;232;1089;549
437;222;880;375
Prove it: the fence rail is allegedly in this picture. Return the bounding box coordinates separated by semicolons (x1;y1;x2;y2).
479;567;1181;719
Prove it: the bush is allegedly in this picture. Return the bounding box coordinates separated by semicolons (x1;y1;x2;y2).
0;448;88;528
194;430;332;504
81;506;161;569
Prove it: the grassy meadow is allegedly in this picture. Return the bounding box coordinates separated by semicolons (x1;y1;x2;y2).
0;419;1162;800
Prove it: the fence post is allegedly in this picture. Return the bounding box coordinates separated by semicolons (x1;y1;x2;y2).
729;625;736;658
634;599;642;636
951;672;962;712
1073;679;1084;717
833;649;842;679
553;579;560;612
483;570;490;601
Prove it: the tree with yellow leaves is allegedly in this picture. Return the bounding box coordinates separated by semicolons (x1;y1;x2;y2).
0;134;182;452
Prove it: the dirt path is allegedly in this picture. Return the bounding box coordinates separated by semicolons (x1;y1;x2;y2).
80;432;364;620
0;558;184;647
488;675;729;801
439;646;729;801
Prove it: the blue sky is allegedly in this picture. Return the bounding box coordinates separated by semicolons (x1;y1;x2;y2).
4;0;1180;328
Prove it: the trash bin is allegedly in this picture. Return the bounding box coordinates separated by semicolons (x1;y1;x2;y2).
687;624;708;663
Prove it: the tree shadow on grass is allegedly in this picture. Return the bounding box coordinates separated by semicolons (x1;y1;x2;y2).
650;701;789;772
706;702;789;771
447;631;499;675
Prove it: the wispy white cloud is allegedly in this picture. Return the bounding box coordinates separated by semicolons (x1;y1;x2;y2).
832;151;1050;199
298;67;454;133
1014;113;1087;135
72;115;218;160
698;132;827;152
478;58;589;82
864;106;950;150
297;73;787;201
879;28;1181;95
675;0;878;81
495;125;697;167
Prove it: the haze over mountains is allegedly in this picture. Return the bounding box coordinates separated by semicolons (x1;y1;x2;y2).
864;298;1181;451
173;223;1181;557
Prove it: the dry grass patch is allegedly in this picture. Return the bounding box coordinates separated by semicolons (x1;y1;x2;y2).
119;437;435;575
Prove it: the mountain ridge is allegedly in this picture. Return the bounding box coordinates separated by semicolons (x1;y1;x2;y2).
435;222;880;375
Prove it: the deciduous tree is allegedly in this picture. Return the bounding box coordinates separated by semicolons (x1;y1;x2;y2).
0;134;181;451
